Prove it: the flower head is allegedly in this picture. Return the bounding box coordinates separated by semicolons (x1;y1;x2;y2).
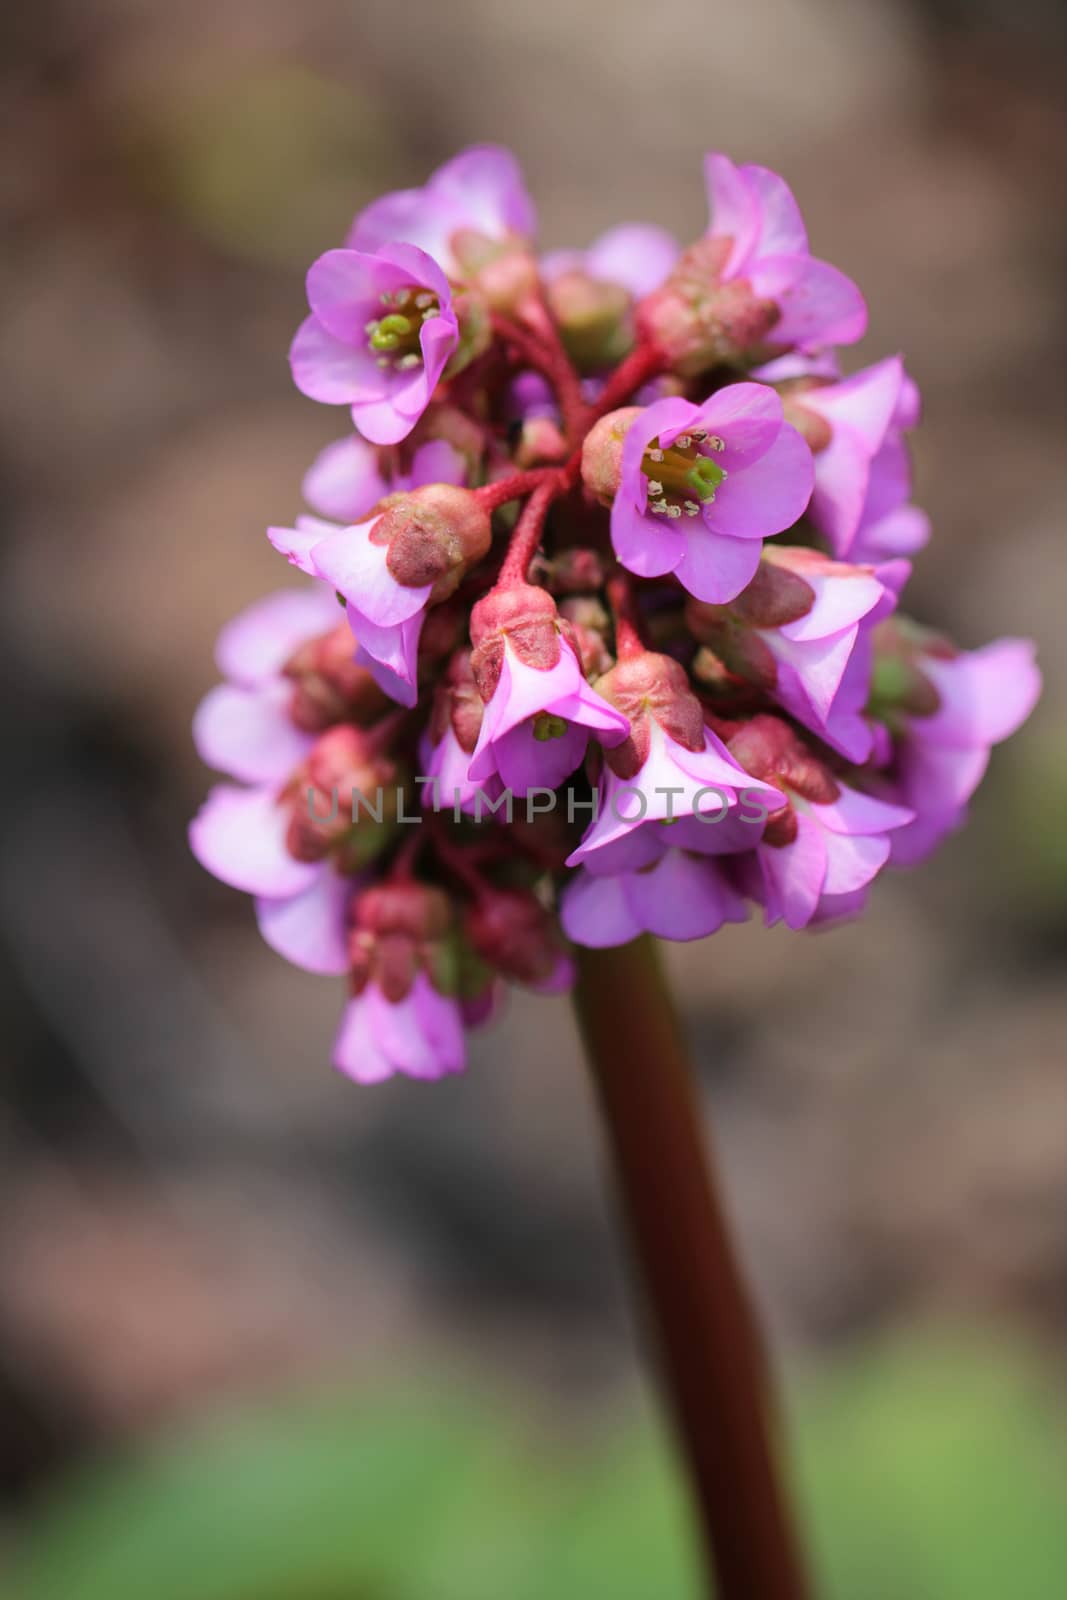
190;143;1039;1085
605;385;813;603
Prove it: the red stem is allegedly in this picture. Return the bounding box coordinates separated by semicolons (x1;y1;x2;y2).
494;304;590;444
572;938;811;1600
588;340;666;420
606;569;646;660
497;475;562;586
475;468;555;514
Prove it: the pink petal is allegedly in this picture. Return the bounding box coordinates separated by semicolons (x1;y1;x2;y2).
215;586;341;683
189;784;319;899
584;223;681;296
267;516;341;578
410;439;468;489
302;435;387;523
333;997;396;1083
255;868;352;975
311;520;429;625
815;786;915;836
801;357;903;451
672;524;763;604
623;851;749;940
757;814;827;929
820;829;890;897
752;255;868;350
917;640;1041;749
703;153;760;275
687;382;784;470
193;681;313;785
740;163;808;260
701;421;814;539
429;144;537;240
611;496;686;579
351;610;423;708
289;315;382;405
561;869;643;948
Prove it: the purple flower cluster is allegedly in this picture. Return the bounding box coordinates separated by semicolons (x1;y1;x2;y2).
190;146;1040;1084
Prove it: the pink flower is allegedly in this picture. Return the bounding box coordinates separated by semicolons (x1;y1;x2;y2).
333;971;465;1084
611;385;814;604
688;547;901;763
468;587;630;797
270;487;491;710
748;784;914;930
720;715;913;929
347;145;536;279
290;243;459;446
704;154;867;352
303;435;467;524
776;356;929;562
879;636;1041;866
565;652;785;868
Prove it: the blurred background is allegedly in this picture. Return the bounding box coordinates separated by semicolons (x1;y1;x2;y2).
1;1;1065;1594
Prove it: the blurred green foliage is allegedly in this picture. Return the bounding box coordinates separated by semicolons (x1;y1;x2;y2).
6;1334;1066;1599
121;65;397;265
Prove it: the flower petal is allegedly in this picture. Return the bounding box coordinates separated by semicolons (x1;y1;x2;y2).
193;681;313;785
289;315;382;405
215;586;341;683
255;868;352;975
189;784;319;898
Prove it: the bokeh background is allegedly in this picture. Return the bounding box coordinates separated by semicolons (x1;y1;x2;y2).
1;1;1065;1595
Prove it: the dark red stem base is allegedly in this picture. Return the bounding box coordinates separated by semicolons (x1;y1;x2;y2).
572;937;811;1600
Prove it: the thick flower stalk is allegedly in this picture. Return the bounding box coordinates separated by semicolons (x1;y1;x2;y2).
189;144;1041;1596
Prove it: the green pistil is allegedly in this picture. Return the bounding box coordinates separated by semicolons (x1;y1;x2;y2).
364;287;439;371
642;429;728;521
532;711;568;742
368;313;414;352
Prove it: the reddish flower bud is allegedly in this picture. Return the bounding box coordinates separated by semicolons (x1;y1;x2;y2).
580;406;643;505
284;623;391;731
594;649;707;779
469;583;565;699
285;725;401;867
636;238;781;375
464;886;569;989
378;484;493;600
348;882;456;1002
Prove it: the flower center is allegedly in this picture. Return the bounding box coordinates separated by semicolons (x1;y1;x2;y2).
641;429;728;521
532;711;568;742
365;287;440;373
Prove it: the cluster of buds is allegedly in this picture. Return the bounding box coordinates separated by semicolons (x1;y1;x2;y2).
191;145;1040;1084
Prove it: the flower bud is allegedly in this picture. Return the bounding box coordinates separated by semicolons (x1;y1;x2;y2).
464;886;569;989
594;649;707;778
580;407;643;505
284;623;391;731
544;269;632;372
469;583;565;699
377;484;492;600
636;238;780;375
348;882;455;1002
449;229;541;314
286;725;402;868
513;415;569;470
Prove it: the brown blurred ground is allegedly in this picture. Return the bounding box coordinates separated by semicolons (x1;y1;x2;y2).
0;0;1065;1503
